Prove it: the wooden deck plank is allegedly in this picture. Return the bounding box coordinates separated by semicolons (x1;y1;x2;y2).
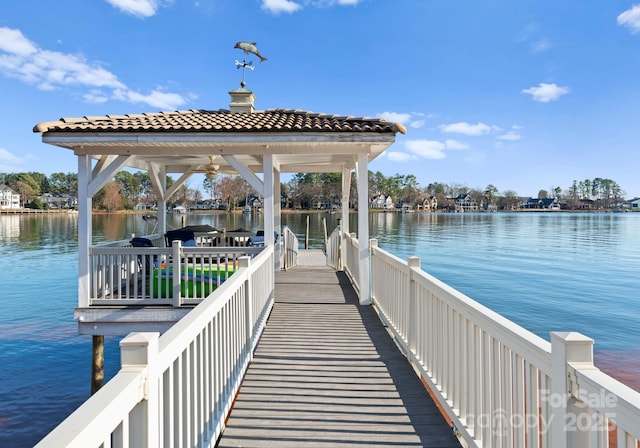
296;249;327;267
217;267;461;447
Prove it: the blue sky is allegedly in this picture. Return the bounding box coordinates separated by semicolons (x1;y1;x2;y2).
1;0;640;197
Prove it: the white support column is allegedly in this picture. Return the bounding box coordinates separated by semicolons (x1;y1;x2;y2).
77;155;92;308
341;166;351;270
356;153;370;305
273;169;282;270
157;167;167;239
263;155;275;251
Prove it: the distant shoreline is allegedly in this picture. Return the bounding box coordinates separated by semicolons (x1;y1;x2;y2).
1;208;634;215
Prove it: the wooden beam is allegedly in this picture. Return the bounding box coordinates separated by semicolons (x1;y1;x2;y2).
88;155;134;197
223;155;263;192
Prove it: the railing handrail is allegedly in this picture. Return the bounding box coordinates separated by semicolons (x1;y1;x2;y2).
282;225;299;270
36;246;275;448
398;251;552;371
34;370;146;447
366;237;640;448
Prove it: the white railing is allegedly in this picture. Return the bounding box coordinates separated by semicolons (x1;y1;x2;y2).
89;242;261;305
368;239;640;448
326;225;341;269
282;225;299;270
343;232;360;295
35;247;275;448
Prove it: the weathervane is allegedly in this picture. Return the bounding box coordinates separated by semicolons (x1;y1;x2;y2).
233;41;267;87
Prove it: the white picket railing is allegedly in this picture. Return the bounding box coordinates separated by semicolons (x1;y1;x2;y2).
358;237;640;448
326;225;341;269
35;247;275;448
89;241;261;305
343;232;360;296
281;225;299;270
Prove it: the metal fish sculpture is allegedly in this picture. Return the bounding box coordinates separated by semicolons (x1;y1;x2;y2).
234;41;267;63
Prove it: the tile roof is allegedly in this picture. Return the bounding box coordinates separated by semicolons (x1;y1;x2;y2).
34;109;407;135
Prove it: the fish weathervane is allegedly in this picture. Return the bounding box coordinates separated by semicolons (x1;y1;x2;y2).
234;41;267;87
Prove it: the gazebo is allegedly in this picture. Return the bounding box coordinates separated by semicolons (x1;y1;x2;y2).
34;86;406;334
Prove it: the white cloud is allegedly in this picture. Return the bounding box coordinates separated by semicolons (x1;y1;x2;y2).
0;27;189;110
439;121;492;136
113;88;193;110
618;5;640;34
444;139;469;150
497;131;522;141
260;0;360;14
522;82;570;103
378;111;411;124
261;0;302;14
83;89;110;104
105;0;168;18
406;140;446;159
386;151;416;162
378;111;427;129
0;28;37;56
0;147;32;171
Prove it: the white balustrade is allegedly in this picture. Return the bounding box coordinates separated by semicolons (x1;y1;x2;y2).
88;241;261;306
366;238;640;448
281;225;299;270
343;232;360;294
35;247;275;448
326;225;342;269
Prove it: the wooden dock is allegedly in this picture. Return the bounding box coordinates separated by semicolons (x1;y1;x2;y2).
217;263;461;447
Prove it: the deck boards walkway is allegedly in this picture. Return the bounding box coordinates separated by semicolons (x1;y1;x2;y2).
217;265;461;447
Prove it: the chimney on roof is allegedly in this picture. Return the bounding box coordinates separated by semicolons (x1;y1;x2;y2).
228;86;255;114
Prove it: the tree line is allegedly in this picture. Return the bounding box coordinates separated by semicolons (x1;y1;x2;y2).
0;170;628;211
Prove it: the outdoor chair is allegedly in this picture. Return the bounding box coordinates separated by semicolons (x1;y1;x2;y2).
165;229;196;247
130;237;156;278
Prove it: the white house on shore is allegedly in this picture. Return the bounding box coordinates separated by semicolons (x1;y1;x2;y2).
0;185;20;209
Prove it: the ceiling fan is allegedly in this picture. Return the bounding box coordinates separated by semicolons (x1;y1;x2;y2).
205;156;220;180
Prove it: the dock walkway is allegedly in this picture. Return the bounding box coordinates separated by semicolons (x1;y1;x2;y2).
217;262;461;447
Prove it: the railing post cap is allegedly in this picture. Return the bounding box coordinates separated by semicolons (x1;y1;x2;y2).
551;331;594;364
120;332;159;366
408;256;421;268
551;331;594;345
238;256;251;268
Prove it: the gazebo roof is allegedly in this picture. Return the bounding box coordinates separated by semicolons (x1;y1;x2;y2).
33;108;406;135
33;90;406;175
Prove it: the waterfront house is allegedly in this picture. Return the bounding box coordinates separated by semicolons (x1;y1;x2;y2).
0;184;21;209
371;194;394;210
418;194;438;211
628;197;640;210
452;193;478;212
523;197;560;210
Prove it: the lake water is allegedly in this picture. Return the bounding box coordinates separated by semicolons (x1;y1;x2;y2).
1;211;639;447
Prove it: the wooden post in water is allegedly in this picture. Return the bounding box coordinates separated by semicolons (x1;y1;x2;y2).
91;335;104;395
